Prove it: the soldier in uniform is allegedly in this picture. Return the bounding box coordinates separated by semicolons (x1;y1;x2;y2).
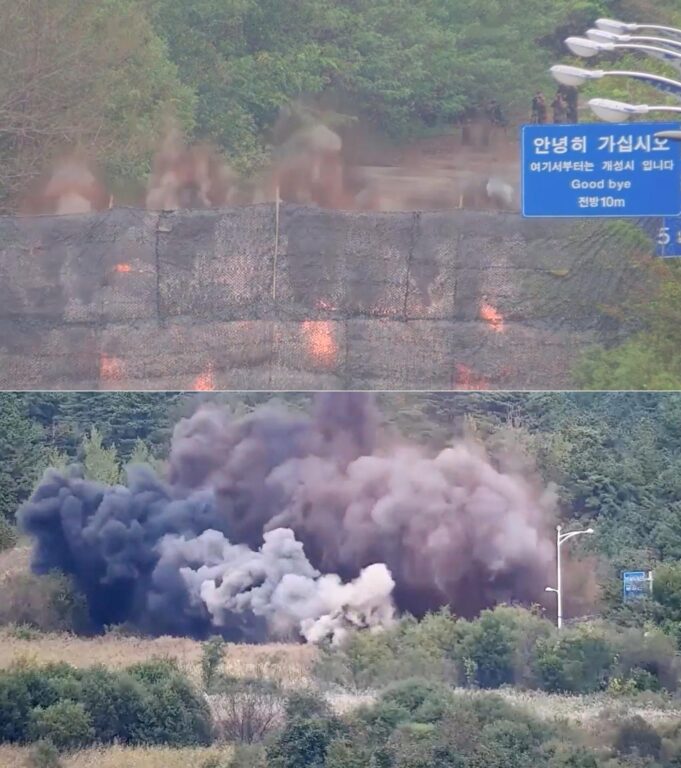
531;92;547;124
551;91;567;124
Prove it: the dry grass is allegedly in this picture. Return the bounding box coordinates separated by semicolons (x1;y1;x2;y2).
0;544;31;581
0;628;316;686
0;744;231;768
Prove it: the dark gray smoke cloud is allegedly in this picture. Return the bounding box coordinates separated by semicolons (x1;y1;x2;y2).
19;393;555;642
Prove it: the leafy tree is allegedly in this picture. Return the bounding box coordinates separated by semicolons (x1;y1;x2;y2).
0;0;195;209
0;394;45;522
28;701;95;750
82;427;121;484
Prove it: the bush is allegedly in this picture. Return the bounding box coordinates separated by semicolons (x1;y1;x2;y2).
614;627;680;692
78;666;149;743
210;677;283;743
128;659;213;746
0;571;88;633
26;740;63;768
28;701;95;750
228;743;269;768
0;670;33;741
202;636;226;691
0;516;18;551
613;716;662;760
534;625;616;694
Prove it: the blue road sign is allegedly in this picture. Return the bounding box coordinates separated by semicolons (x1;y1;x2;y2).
623;571;649;601
656;217;681;257
521;122;681;218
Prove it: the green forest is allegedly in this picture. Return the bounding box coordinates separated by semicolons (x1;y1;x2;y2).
5;392;681;767
4;390;681;627
2;0;679;207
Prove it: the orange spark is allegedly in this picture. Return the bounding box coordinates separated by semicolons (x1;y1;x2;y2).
454;364;490;391
301;320;337;367
480;301;505;332
193;365;215;391
99;354;124;383
115;263;133;273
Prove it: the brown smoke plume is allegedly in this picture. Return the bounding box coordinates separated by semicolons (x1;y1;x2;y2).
21;155;110;215
19;394;564;642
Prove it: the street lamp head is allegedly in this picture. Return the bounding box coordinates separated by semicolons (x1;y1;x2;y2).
595;18;633;34
565;36;613;57
655;130;681;141
550;64;599;87
587;28;621;44
545;587;557;593
588;97;645;122
586;528;594;534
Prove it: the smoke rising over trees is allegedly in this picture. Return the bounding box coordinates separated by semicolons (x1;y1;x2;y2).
17;394;558;641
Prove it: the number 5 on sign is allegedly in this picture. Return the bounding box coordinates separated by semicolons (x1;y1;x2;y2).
657;218;681;257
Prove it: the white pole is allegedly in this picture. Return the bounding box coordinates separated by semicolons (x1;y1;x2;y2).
556;525;563;630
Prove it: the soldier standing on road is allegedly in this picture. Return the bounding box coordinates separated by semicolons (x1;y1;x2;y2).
531;91;547;124
559;84;579;123
551;91;567;124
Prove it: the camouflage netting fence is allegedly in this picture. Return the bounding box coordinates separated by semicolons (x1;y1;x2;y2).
0;205;660;390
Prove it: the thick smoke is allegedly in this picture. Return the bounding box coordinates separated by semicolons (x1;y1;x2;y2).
19;393;556;642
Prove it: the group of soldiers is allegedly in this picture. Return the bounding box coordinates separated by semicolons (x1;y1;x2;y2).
530;85;579;124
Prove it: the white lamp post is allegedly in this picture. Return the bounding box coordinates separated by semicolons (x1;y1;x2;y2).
588;97;681;122
565;36;681;75
595;18;681;43
545;524;594;630
550;64;681;100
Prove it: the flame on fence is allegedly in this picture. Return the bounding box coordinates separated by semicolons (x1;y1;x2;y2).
480;301;505;332
454;364;490;391
193;365;216;391
301;320;337;367
99;354;124;384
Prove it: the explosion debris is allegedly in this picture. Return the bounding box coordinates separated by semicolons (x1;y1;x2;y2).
18;394;556;643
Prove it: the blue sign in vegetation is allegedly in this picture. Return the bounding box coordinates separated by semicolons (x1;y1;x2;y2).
522;122;681;218
656;217;681;257
623;571;649;601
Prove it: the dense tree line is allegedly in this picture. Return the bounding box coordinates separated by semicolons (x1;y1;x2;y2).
3;391;681;631
6;0;666;209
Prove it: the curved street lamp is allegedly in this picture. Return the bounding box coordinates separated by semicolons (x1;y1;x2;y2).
587;28;681;53
588;97;681;122
545;525;594;630
565;36;681;74
596;18;681;43
550;64;681;100
656;129;681;141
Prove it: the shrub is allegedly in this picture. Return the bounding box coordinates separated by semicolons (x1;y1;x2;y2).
210;676;283;743
534;625;616;693
284;690;332;722
0;571;88;633
614;627;680;692
128;659;213;746
378;679;453;725
0;670;33;741
28;700;95;750
26;740;63;768
78;666;150;743
613;716;662;760
228;743;269;768
202;636;226;691
0;516;18;551
267;716;343;768
459;610;518;688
